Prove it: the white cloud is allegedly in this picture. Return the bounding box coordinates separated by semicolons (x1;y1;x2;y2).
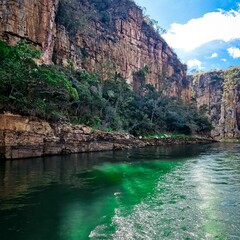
210;53;218;58
221;58;227;62
163;8;240;51
206;52;218;59
227;47;240;58
187;59;202;69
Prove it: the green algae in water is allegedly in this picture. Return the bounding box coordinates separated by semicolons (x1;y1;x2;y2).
0;144;240;240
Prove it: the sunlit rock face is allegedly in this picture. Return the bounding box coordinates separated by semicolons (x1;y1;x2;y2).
0;114;145;159
0;113;214;159
54;0;190;100
190;69;240;140
0;0;191;100
0;0;59;63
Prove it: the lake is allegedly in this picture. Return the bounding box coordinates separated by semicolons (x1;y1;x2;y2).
0;143;239;239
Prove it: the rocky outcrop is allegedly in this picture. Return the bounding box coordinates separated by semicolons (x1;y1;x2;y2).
0;114;215;159
0;0;190;100
191;68;240;140
0;114;143;159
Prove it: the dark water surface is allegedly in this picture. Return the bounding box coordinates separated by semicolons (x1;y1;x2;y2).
0;143;240;239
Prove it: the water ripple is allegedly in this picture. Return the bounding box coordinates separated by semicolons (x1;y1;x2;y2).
90;144;240;239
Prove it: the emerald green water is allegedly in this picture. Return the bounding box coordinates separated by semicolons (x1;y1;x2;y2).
0;143;240;239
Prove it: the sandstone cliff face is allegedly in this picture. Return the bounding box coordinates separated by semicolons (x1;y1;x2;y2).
220;69;240;139
55;0;190;100
0;0;190;100
191;69;240;140
0;0;59;63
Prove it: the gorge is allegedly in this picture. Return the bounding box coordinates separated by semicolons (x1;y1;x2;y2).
0;0;239;160
0;1;240;239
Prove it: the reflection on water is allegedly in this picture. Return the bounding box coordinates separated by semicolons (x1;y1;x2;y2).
0;144;204;200
0;143;240;240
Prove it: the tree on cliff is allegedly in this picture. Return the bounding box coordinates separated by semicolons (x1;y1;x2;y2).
0;40;78;120
0;40;212;135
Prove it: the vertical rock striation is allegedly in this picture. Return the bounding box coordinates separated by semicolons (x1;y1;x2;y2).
191;69;240;140
54;0;190;100
0;0;190;100
0;0;59;62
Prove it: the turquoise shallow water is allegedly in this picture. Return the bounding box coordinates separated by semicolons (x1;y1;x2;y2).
0;143;240;239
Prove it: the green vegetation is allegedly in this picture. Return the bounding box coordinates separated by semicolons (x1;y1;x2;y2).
0;40;212;135
56;0;96;37
57;0;165;40
143;15;166;35
143;133;193;139
225;67;240;82
222;67;240;108
56;0;134;36
223;67;240;92
222;139;240;143
0;40;78;121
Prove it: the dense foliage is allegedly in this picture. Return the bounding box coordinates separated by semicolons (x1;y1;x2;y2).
0;40;212;135
0;40;78;121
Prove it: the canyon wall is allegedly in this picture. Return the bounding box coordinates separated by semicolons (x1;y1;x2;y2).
1;0;239;141
0;0;59;62
0;0;190;100
190;69;240;140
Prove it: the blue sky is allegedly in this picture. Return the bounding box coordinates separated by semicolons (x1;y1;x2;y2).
135;0;240;72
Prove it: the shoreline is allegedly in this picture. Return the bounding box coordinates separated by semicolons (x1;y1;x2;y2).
0;114;217;160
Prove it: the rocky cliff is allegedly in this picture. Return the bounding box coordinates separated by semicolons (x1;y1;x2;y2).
190;68;240;140
0;0;190;100
0;0;59;63
4;0;240;142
